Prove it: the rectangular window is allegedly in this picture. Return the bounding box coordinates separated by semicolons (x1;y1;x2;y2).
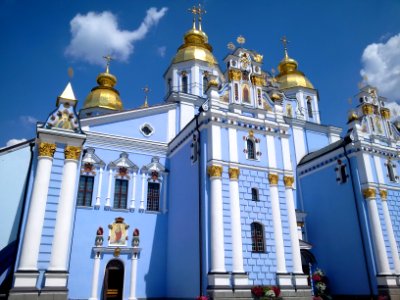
77;175;94;206
251;188;259;201
147;182;160;211
251;222;265;253
114;179;128;209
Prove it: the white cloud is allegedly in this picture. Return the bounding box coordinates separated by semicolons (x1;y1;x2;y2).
19;115;38;127
6;138;27;147
360;33;400;102
157;46;166;57
65;7;168;65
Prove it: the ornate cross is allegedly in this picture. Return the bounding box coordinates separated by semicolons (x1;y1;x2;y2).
188;5;198;29
103;54;113;73
142;85;151;108
281;36;289;51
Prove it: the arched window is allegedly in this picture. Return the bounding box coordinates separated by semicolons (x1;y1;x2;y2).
370;116;375;132
251;187;259;201
203;75;209;94
251;222;265;253
247;139;255;159
182;73;188;93
243;86;250;103
234;83;239;101
307;98;313;118
387;161;396;182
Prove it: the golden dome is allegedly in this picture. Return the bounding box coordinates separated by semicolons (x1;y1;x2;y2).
83;69;123;111
275;50;314;90
172;28;217;65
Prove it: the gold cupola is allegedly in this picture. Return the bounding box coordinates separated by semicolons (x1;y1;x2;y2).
83;57;123;111
172;5;217;65
275;38;314;90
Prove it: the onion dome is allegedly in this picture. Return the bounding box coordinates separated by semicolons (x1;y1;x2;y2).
172;26;217;65
275;46;314;90
83;64;123;111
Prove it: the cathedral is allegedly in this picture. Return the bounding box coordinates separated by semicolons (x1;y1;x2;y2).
1;5;400;300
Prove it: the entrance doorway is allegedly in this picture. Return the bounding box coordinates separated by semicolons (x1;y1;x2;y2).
103;259;124;300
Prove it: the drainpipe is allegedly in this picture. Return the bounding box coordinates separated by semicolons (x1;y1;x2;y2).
343;144;373;297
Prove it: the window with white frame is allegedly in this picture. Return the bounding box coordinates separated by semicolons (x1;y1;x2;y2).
251;222;265;253
140;157;168;212
385;160;398;182
76;148;105;207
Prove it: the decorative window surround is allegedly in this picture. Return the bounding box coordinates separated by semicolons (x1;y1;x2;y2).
385;160;398;183
335;159;349;184
140;123;154;137
105;153;139;210
140;157;168;213
78;148;105;208
243;130;261;160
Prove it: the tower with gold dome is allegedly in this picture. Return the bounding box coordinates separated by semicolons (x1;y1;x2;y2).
5;4;400;300
81;56;124;117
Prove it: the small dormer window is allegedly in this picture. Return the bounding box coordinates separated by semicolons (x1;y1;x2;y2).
140;123;154;137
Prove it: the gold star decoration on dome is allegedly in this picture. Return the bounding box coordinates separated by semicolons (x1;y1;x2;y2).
237;35;246;45
103;54;113;73
227;42;236;51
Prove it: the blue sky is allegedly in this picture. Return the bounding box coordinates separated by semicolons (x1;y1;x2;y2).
1;0;400;147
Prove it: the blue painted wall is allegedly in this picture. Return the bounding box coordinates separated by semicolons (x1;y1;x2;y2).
299;154;372;295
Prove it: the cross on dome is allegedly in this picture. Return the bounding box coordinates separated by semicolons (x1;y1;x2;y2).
103;54;113;73
187;3;206;31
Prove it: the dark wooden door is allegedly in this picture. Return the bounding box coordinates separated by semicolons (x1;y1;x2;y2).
103;259;124;300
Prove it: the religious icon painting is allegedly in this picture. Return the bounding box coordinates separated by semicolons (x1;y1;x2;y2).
108;217;129;246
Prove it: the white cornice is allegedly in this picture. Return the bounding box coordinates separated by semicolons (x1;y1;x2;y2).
85;131;168;155
80;103;177;127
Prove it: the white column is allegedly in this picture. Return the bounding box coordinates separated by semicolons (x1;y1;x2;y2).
89;252;101;300
95;168;103;207
283;176;303;274
381;191;400;274
105;169;113;208
364;188;391;275
128;251;139;300
130;172;137;210
48;146;81;272
140;173;146;210
269;174;287;274
208;165;226;273
18;142;56;272
228;168;246;277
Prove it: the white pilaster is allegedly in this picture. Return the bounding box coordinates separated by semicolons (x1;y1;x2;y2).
266;135;277;168
283;177;303;274
208;165;226;273
130;172;137;210
129;251;139;300
364;188;391;275
179;102;195;130
269;174;287;274
89;252;101;300
47;147;81;273
95;168;103;207
209;124;222;160
228;127;238;163
228;169;245;274
18;143;56;273
140;173;146;210
292;126;306;164
381;194;400;274
167;108;177;142
105;169;113;208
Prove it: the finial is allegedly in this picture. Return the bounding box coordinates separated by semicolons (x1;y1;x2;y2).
227;42;236;51
196;4;206;31
237;35;246;45
188;5;198;29
141;85;150;108
68;67;74;79
281;36;289;59
103;54;113;73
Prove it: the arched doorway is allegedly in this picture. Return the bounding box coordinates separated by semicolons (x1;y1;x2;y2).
103;259;124;300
